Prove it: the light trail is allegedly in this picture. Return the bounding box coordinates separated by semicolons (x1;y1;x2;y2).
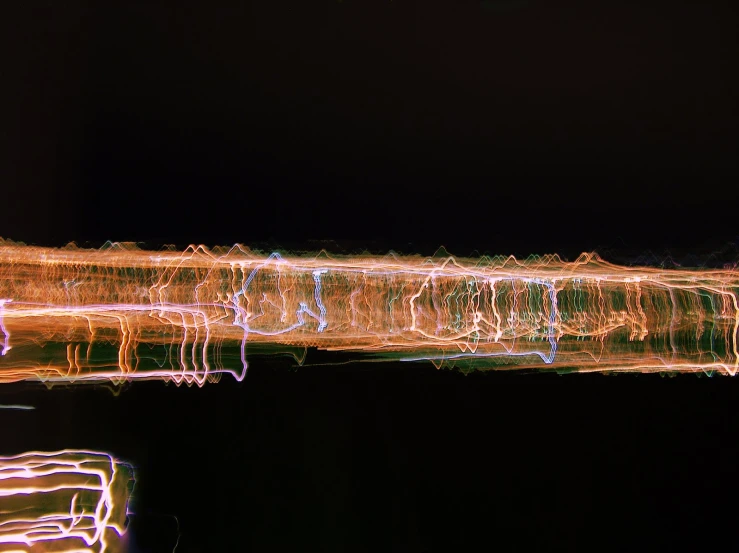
0;450;134;553
0;239;737;383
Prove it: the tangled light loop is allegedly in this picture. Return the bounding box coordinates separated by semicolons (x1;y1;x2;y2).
0;450;134;553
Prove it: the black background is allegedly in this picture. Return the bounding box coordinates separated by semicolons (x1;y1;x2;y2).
2;1;739;551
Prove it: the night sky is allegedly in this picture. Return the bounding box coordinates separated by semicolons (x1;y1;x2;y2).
2;2;739;552
4;1;738;255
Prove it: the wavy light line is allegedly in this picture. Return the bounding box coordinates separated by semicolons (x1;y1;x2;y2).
0;239;737;383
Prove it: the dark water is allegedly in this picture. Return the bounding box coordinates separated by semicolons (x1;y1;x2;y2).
5;357;739;552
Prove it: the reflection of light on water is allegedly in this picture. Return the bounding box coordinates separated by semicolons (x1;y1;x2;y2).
0;450;135;553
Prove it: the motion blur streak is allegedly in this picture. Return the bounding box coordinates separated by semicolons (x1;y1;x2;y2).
0;450;134;553
0;239;737;382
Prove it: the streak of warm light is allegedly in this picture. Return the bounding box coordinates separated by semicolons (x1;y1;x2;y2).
0;450;134;553
0;239;737;382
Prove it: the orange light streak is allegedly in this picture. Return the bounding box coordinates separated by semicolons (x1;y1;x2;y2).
0;239;737;382
0;450;134;553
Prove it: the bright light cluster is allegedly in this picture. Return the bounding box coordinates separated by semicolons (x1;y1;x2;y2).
0;239;737;383
0;450;134;553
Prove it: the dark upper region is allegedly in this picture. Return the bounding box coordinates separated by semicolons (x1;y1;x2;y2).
480;0;531;12
1;2;737;254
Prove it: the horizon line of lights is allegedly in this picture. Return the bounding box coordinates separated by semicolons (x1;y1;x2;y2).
0;240;737;383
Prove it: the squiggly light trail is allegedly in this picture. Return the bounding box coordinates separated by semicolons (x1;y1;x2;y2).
0;450;134;553
0;239;737;383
